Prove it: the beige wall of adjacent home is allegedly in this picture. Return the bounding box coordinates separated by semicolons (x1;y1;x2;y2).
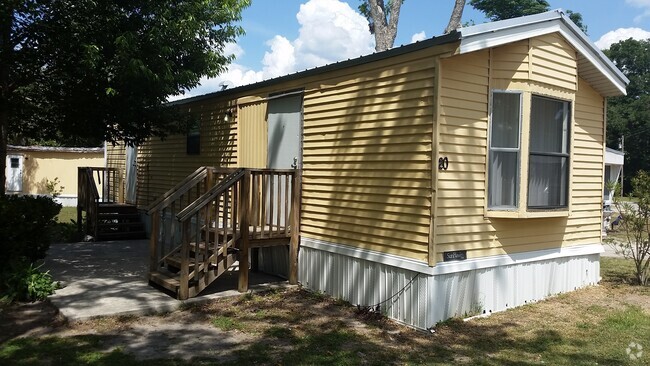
15;149;104;196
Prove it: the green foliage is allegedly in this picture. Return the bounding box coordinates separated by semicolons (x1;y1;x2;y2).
1;0;251;193
609;171;650;285
469;0;587;33
0;195;61;266
0;195;61;302
606;39;650;193
1;262;59;302
45;177;64;198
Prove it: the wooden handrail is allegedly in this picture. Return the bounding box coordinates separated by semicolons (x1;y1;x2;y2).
177;168;246;222
146;166;207;214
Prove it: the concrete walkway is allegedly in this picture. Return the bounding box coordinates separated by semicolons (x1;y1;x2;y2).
44;240;288;321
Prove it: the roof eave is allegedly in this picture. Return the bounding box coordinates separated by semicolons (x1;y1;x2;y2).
458;9;629;97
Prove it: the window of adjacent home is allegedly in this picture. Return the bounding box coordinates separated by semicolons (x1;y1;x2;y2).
488;91;571;213
186;120;200;155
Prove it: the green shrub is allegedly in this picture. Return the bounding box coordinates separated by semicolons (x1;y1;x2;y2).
0;195;61;267
1;262;59;302
0;195;61;302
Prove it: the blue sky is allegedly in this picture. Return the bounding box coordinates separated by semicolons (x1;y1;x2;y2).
175;0;650;99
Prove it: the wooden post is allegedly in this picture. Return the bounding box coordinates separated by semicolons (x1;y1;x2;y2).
238;171;251;292
150;209;160;273
289;171;300;285
179;220;190;300
77;168;83;234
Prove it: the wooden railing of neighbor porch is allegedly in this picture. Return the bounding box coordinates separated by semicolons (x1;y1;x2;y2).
148;167;300;300
77;167;120;237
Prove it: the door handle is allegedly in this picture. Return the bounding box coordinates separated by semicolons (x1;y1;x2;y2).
291;157;298;169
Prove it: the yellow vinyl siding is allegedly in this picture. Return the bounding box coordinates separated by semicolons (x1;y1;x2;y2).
106;143;126;202
299;46;455;262
238;98;268;168
435;34;602;261
136;100;237;206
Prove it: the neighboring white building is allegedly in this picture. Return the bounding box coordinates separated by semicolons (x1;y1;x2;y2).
604;147;624;207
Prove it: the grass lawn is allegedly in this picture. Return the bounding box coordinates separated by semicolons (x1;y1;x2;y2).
1;257;649;365
56;206;77;224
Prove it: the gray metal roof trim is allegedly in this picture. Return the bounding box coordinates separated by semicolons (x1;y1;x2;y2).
168;31;462;106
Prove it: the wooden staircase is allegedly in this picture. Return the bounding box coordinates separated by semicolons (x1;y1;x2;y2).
147;167;300;300
78;167;145;241
96;203;146;240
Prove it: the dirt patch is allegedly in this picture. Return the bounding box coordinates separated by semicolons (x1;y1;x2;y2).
0;301;66;343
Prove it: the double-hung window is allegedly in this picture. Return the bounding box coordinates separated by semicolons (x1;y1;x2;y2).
488;91;571;215
528;95;570;209
488;91;522;209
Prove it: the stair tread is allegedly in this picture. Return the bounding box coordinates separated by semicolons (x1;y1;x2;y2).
149;271;180;289
97;231;146;240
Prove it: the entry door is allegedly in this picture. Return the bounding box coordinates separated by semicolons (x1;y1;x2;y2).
267;94;302;169
5;155;23;193
125;145;137;204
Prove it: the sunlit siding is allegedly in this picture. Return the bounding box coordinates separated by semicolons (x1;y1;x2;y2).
106;143;126;202
238;98;268;168
136;100;238;207
572;77;605;245
530;33;578;91
299;46;454;262
435;33;603;261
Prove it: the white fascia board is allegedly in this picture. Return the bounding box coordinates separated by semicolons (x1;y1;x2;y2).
458;10;628;96
301;237;604;276
605;150;625;165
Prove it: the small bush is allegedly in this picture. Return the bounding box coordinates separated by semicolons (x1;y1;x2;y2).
1;262;59;302
0;195;61;267
0;195;61;302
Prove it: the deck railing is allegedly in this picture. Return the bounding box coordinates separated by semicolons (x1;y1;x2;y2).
148;167;300;298
77;167;120;237
147;167;237;275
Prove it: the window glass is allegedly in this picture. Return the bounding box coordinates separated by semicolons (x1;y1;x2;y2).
10;158;19;168
528;96;570;209
491;93;521;149
186;119;200;155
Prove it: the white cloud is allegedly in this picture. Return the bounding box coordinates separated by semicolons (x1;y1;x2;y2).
626;0;650;22
261;36;296;78
223;42;245;59
411;31;427;43
173;0;374;100
595;27;650;49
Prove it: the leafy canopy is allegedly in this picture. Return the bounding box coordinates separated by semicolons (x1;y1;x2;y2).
469;0;587;33
605;39;650;191
1;0;250;147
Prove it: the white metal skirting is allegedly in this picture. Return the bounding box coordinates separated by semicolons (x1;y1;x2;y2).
298;241;601;330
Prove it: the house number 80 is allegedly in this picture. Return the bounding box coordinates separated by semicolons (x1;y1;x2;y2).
438;157;449;170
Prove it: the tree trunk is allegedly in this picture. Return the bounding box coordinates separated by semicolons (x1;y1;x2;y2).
0;10;12;196
444;0;466;34
368;0;402;52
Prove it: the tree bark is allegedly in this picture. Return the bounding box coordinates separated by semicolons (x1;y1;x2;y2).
0;8;12;196
368;0;402;52
444;0;466;34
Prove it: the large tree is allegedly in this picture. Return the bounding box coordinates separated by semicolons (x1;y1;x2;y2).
0;0;250;194
359;0;467;52
470;0;587;33
605;38;650;192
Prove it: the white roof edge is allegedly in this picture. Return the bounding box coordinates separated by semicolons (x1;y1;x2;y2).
606;147;625;156
458;9;629;96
